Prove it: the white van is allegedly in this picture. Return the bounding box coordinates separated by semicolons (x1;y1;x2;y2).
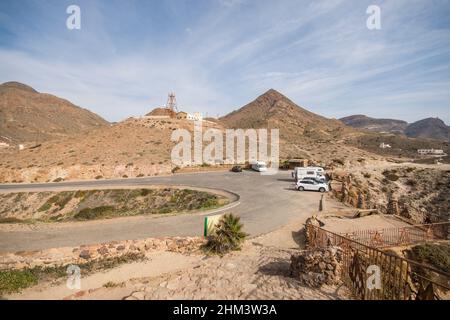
251;161;268;172
292;166;325;181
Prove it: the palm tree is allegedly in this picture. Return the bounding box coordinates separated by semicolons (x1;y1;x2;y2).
204;213;247;255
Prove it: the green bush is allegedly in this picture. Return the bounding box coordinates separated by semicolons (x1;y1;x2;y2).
0;253;144;295
200;197;219;209
0;217;24;224
409;243;450;273
0;269;38;295
73;206;115;220
37;202;51;212
158;207;173;214
54;193;73;209
74;190;87;198
382;170;400;181
139;189;152;197
203;213;247;256
171;166;180;173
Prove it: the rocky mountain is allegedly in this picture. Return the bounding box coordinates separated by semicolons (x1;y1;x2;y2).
339;115;408;134
0;81;109;144
220;89;353;139
0;89;379;183
340;114;450;141
219;89;373;162
404;118;450;141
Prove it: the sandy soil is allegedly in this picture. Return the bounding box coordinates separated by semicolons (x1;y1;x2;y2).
319;215;410;234
6;251;201;300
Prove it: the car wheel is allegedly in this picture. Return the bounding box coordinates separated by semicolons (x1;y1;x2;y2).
319;187;326;193
298;186;305;191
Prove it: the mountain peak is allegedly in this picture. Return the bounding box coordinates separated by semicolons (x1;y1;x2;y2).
263;88;283;95
341;114;450;141
405;117;450;140
220;89;348;138
340;114;408;134
415;117;445;124
1;81;38;93
258;88;289;101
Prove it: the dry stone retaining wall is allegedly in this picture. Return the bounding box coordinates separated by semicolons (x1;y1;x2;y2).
290;246;343;288
0;236;205;271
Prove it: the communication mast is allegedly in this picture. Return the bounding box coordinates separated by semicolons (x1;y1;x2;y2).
166;92;178;112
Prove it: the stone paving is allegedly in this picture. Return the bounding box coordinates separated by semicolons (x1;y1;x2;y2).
117;243;349;300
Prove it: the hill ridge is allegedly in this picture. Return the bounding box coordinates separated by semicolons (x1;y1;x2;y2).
0;81;109;144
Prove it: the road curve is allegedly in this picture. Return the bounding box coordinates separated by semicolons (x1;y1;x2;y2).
0;171;346;252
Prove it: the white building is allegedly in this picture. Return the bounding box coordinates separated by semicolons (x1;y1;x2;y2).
187;112;203;121
379;142;392;149
417;149;446;156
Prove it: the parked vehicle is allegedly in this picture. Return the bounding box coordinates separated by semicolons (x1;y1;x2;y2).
292;166;325;181
296;179;329;192
231;165;243;172
302;176;327;183
251;161;267;172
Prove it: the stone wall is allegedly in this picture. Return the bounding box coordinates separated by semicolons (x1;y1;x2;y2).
0;236;205;271
304;215;322;249
290;246;343;288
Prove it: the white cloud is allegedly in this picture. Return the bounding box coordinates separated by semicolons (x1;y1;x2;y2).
1;0;449;124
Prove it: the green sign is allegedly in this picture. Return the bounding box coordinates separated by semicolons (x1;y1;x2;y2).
203;214;223;236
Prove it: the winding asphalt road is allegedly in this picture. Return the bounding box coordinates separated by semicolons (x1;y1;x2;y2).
0;171;346;252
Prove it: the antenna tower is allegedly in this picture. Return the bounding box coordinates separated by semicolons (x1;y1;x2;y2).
166;92;178;112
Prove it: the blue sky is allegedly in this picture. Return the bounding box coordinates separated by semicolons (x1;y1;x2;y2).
1;0;450;123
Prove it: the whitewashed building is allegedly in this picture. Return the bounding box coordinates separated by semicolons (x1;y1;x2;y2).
417;149;446;156
187;112;203;121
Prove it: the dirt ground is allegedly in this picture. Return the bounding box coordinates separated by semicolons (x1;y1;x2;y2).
319;214;409;234
5;216;350;300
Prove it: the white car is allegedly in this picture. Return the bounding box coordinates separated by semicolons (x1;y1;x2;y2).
251;161;267;172
296;179;329;192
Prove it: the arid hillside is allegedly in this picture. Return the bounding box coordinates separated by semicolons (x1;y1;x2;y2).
405;118;450;141
330;163;450;224
340;115;408;134
341;114;450;141
1;88;447;183
220;89;382;166
0;116;223;183
0;82;108;144
344;132;450;159
221;89;348;133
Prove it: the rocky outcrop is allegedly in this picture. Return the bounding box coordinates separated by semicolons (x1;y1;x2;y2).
290;246;343;288
387;195;399;215
304;215;322;248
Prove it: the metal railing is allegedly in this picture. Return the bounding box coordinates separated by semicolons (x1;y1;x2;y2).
340;222;450;248
306;224;450;300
